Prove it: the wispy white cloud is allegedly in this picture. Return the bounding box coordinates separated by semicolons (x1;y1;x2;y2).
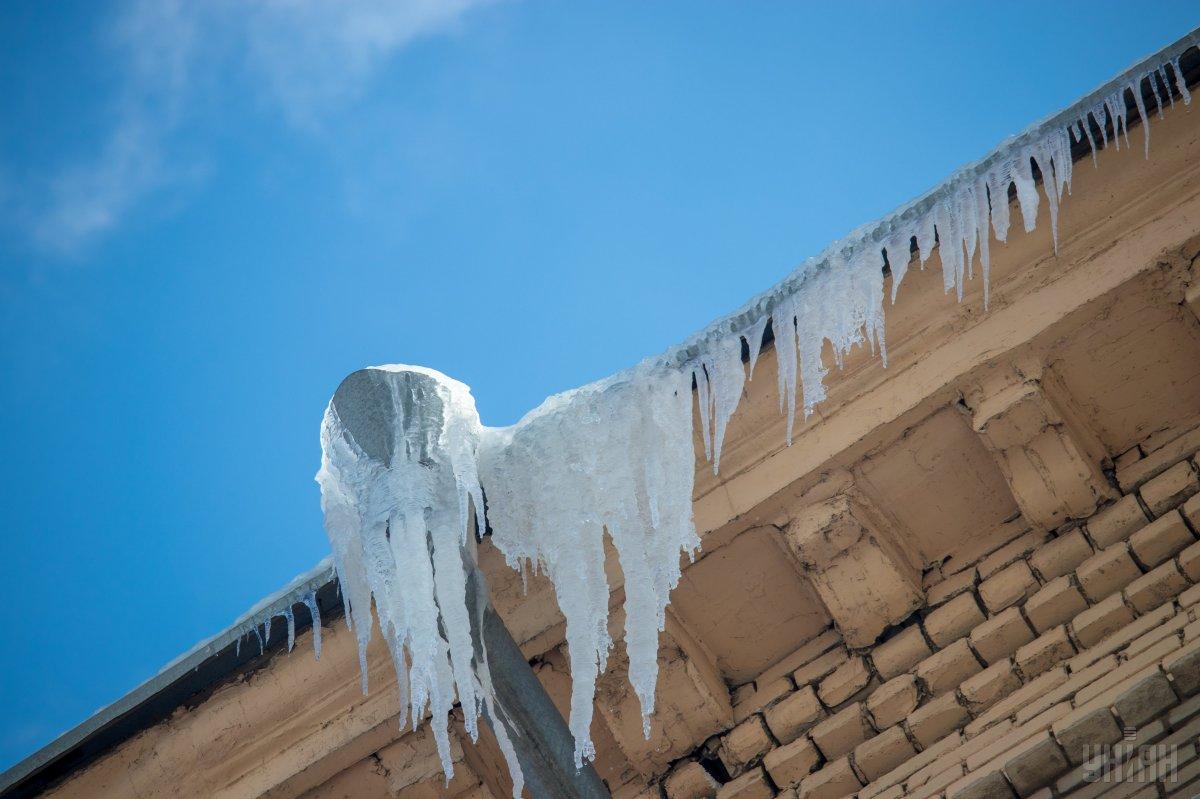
19;0;496;254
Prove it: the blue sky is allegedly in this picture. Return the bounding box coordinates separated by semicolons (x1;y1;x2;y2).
0;0;1196;771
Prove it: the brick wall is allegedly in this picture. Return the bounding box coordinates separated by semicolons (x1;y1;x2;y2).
651;428;1200;799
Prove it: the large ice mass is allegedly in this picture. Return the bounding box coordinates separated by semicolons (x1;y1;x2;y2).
307;39;1193;791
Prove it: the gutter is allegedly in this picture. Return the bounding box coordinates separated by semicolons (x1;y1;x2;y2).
0;562;340;799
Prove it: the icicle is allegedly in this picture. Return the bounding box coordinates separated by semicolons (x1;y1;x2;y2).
1103;90;1130;150
933;196;964;299
784;249;886;418
476;633;525;796
303;591;321;661
262;617;272;647
1090;101;1111;149
884;229;912;303
1131;79;1151;158
480;367;698;765
1171;57;1192;106
961;184;979;285
252;624;264;656
986;167;1011;244
770;295;800;443
1159;66;1177;109
1028;141;1060;251
1150;68;1167;118
915;213;937;266
1079;114;1100;166
317;367;495;776
1011;149;1040;233
694;335;746;473
710;338;746;472
693;363;713;463
283;605;296;652
974;176;991;309
743;316;769;380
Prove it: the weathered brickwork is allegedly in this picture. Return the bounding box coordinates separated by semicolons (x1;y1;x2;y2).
654;434;1200;799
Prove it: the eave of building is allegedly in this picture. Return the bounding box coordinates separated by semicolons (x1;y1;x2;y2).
3;26;1199;799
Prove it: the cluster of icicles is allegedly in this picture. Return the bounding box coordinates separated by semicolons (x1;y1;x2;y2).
302;46;1192;796
232;590;321;661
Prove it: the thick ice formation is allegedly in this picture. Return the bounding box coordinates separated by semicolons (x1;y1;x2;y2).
316;366;523;792
311;37;1195;788
480;368;699;763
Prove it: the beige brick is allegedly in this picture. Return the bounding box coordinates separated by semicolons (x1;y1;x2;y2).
1023;576;1087;633
716;767;773;799
854;726;917;782
1118;428;1200;489
1002;732;1070;795
1186;492;1200;531
796;757;861;799
1140;461;1200;517
1072;638;1179;706
719;716;773;776
757;631;843;688
946;769;1015;799
1165;643;1200;697
908;692;970;748
979;530;1045;579
791;648;849;688
1086;495;1149;549
1113;671;1178;727
1127;610;1189;658
732;676;794;723
1183;619;1200;642
867;787;903;799
810;703;871;760
1011;662;1100;725
1076;543;1141;602
1129;510;1195;568
665;761;720;799
731;683;755;706
970;608;1035;665
929;568;979;608
1071;594;1136;648
1029;530;1093;581
764;687;825;745
913;759;969;795
867;674;918;729
865;733;959;796
1051;706;1121;765
1115;446;1143;472
965;701;1070;773
966;668;1070;737
979;560;1039;614
817;655;872;707
872;625;931;680
1180;540;1200;582
1124;560;1189;613
898;732;965;789
1068;601;1176;671
926;593;987;648
917;639;983;696
762;736;820;788
1015;627;1075;678
961;660;1021;713
1181;583;1200;608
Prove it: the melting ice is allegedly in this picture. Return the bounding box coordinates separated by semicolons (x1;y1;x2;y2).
308;41;1194;791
